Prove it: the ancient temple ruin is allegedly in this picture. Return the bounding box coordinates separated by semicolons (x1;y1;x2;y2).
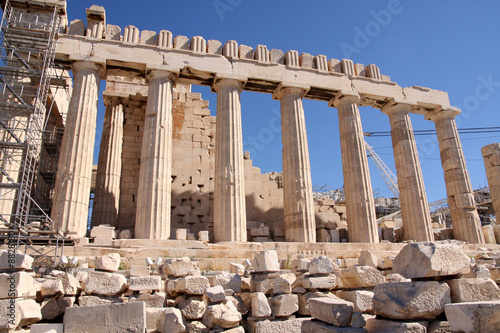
0;0;490;245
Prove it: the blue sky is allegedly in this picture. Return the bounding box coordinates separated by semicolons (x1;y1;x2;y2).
66;0;500;203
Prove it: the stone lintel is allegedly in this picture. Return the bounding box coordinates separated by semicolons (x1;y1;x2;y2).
425;106;461;122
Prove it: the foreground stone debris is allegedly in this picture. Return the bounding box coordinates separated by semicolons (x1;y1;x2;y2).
445;301;500;333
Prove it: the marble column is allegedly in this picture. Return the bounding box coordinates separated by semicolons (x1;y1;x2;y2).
212;78;247;242
91;96;124;228
275;86;315;242
51;61;102;237
135;70;176;239
382;101;433;241
427;108;484;243
482;143;500;217
330;93;379;243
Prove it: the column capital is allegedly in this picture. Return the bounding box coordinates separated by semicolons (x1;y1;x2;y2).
146;69;178;82
380;99;412;116
425;106;461;122
212;75;246;93
103;95;127;108
272;82;309;100
329;90;361;108
71;60;105;77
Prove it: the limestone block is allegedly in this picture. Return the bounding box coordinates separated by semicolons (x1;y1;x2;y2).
292;257;311;272
129;276;162;292
90;225;116;239
301;319;367;332
298;291;337;315
269;294;298;317
309;297;354;327
129;292;165;308
253;250;280;272
250;318;312;333
176;228;187;240
285;50;299;67
444;301;500;333
427;321;450;333
373;281;450;320
41;278;64;297
145;308;164;331
351;312;375;329
365;64;381;80
30;323;64;333
315;55;328;71
68;19;85;36
229;263;245;275
203;301;242;329
105;24;121;40
206;39;222;55
299;52;314;68
176;275;210;295
187;321;208;332
177;295;206;320
41;297;74;320
166;277;181;297
239;44;253;59
393;242;471;279
358;250;378;267
0;299;18;330
270;49;284;64
156;307;187;333
130;265;150;277
336;290;374;313
254;44;270;62
95;253;121;272
174;35;189;50
303;275;338;290
83;271;128;296
0;250;33;270
78;295;123;306
223;40;238;58
327;58;342;73
483;224;496;244
57;272;81;296
18;299;42;326
93;238;113;246
354;63;365;76
162;257;196;277
250;273;275;295
309;256;336;275
446;278;500;303
494;225;500;244
365;318;427;333
340;266;384;288
250;292;271;317
190;36;207;53
273;276;292;294
140;30;156;45
206;285;225;303
198;231;209;243
64;302;146;333
208;272;241;292
341;59;355;75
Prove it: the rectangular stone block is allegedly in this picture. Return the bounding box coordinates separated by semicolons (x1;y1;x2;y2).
0;271;36;299
90;226;116;239
445;301;500;333
129;276;162;292
130;265;150;277
30;323;64;333
64;302;146;333
309;297;354;327
0;250;33;270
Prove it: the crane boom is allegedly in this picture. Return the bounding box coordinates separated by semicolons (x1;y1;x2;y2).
364;141;399;197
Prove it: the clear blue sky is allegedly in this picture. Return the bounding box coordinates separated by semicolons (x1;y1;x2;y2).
67;0;500;203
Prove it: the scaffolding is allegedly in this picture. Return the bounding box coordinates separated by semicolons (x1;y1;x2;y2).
0;0;68;266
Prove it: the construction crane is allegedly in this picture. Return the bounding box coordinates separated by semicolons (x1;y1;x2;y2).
364;141;399;197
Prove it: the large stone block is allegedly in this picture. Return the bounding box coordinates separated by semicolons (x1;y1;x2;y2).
206;285;225;303
128;292;165;308
336;290;374;313
64;302;146;333
30;323;64;333
41;278;64;297
253;250;280;272
17;299;42;326
90;225;116;239
309;297;354;327
78;295;123;306
129;276;162;292
303;275;339;290
250;292;272;317
176;275;210;295
0;271;36;298
340;266;384;288
177;295;206;320
269;294;298;317
0;299;18;330
41;296;74;320
83;271;128;296
447;278;500;303
309;256;337;275
298;291;337;315
95;253;121;272
203;301;242;329
56;272;81;296
445;301;500;333
156;307;188;333
162;257;196;277
249;318;313;333
365;318;427;333
393;242;471;279
358;250;378;267
373;281;450;320
0;250;33;270
302;320;368;332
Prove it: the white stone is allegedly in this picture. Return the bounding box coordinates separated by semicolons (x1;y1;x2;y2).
30;323;64;333
64;302;146;333
145;308;164;331
95;253;121;272
129;292;165;308
0;299;18;330
176;228;187;240
156;308;187;333
394;242;471;279
57;272;81;296
445;301;500;333
162;257;196;277
447;278;500;303
83;271;128;296
250;318;312;333
251;292;272;317
203;300;242;329
78;295;123;306
0;271;36;298
309;256;336;274
41;297;74;320
298;291;337;316
253;250;280;272
177;296;206;320
340;266;385;288
18;299;42;326
365;318;428;333
373;281;450;320
130;265;150;277
0;250;33;270
206;285;225;303
41;278;64;297
336;290;374;313
229;263;245;275
268;294;298;317
90;226;116;239
358;250;378;267
303;275;338;290
176;275;210;295
309;297;354;327
129;276;162;292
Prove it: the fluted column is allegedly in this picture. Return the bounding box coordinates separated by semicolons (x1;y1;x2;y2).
427;108;484;243
382;101;433;241
212;78;247;242
52;61;102;237
91;96;124;228
274;86;315;242
482;143;500;217
330;93;378;243
135;70;176;239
